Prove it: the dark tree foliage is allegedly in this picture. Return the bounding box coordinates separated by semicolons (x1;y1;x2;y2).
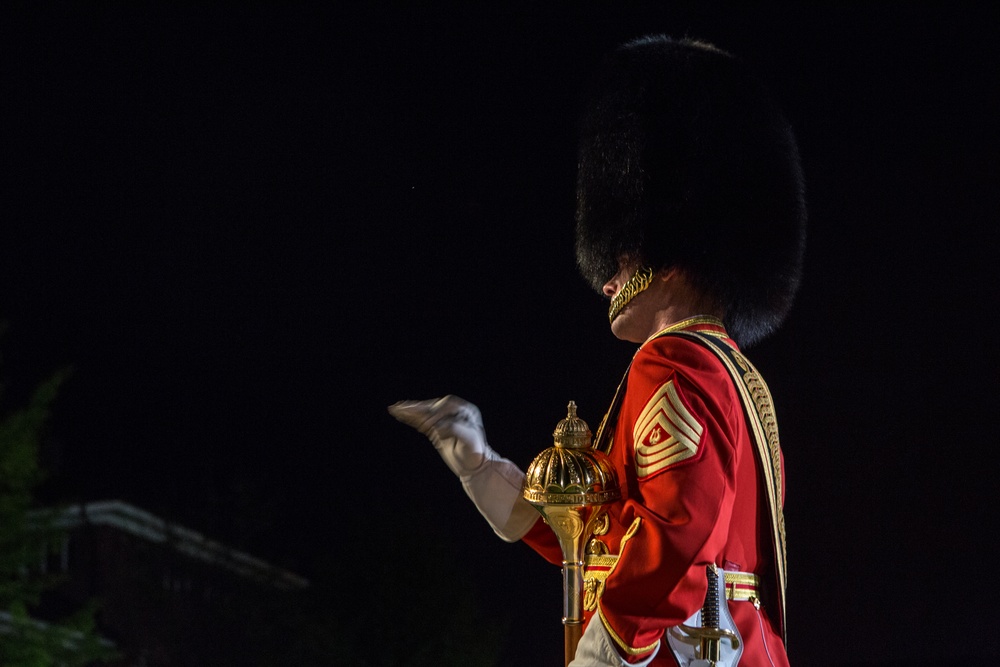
0;362;117;665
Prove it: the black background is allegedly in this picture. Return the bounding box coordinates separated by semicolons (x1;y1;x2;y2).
3;3;999;665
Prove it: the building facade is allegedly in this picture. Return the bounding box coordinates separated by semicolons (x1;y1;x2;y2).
36;501;309;666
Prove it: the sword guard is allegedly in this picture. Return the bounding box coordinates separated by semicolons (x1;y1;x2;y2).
677;624;741;649
668;567;745;667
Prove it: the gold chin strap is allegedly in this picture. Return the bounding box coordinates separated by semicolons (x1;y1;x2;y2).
608;267;655;323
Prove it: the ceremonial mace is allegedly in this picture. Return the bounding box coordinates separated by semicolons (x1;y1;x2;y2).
523;401;621;666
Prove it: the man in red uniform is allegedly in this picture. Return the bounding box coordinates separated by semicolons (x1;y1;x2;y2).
390;35;805;667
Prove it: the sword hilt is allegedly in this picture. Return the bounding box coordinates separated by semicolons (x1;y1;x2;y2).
678;624;741;662
688;565;741;663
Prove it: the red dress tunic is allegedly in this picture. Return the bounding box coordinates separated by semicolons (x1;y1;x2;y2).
523;317;789;667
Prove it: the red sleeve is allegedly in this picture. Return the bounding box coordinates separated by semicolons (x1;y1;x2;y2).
520;514;563;565
597;341;742;656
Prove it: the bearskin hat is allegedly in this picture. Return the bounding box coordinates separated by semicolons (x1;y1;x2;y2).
575;36;806;347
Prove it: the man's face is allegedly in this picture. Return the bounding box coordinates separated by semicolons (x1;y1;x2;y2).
602;265;661;343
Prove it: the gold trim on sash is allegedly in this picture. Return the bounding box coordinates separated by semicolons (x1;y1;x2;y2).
669;331;788;641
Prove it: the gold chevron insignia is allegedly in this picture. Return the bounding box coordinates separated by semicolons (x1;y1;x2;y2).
633;381;703;479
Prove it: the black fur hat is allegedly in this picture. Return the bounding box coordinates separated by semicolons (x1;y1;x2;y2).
575;36;806;347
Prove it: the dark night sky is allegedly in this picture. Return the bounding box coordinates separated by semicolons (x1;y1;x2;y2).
3;3;999;665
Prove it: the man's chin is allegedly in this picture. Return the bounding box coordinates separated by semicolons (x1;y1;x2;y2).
609;312;646;343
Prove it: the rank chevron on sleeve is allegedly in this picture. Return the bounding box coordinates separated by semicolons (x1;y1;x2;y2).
633;380;704;479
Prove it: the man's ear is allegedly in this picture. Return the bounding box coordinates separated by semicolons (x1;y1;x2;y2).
657;267;680;283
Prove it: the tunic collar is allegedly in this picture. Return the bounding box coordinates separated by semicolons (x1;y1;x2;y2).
641;316;729;349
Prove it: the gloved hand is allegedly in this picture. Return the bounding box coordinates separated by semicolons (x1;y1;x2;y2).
388;395;539;542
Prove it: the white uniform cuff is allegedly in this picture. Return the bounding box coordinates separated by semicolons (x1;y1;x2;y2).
569;615;658;667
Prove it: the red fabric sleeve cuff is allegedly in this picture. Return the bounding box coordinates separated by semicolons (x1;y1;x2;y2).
520;516;563;566
597;603;662;659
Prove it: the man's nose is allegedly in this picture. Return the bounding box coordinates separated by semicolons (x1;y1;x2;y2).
602;280;618;298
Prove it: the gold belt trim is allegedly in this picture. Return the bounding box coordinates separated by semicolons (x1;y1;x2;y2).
723;571;760;602
584;553;619;582
584;556;760;604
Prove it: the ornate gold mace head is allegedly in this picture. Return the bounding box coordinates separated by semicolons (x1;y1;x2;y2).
523;400;619;507
523;401;621;664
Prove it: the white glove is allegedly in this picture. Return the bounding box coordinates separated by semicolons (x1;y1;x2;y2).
570;616;658;667
387;395;539;542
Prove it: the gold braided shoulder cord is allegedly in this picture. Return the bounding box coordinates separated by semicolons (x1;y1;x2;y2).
608;267;655;323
